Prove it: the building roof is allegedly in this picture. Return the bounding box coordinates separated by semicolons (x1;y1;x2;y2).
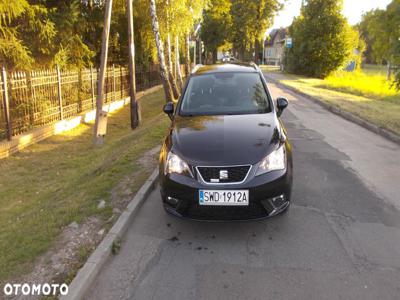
192;63;258;75
265;28;287;47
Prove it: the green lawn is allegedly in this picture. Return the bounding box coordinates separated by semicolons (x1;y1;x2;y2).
362;64;388;76
0;89;169;282
319;65;397;103
275;70;400;135
260;65;281;72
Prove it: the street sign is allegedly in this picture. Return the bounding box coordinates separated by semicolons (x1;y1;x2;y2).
286;38;293;49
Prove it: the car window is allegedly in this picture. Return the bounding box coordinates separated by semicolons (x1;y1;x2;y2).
179;72;271;116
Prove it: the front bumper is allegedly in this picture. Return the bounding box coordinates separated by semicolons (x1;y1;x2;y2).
159;167;292;221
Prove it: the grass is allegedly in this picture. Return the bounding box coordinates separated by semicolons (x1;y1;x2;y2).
265;65;400;135
0;88;169;283
260;65;281;72
319;65;397;103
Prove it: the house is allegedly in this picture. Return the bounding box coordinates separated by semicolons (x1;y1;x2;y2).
264;28;288;65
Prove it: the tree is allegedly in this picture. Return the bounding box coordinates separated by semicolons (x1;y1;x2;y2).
149;0;174;102
357;0;400;88
230;0;282;62
175;36;184;88
184;34;190;76
0;0;56;69
183;1;205;74
158;0;206;93
285;0;361;78
47;0;94;69
357;10;380;64
162;0;180;98
200;0;231;63
363;10;390;64
386;0;400;89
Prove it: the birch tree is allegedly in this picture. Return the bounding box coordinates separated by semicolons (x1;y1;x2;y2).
184;34;191;76
164;0;180;99
149;0;174;102
175;36;184;88
165;33;180;98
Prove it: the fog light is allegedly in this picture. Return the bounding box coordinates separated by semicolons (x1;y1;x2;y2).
268;194;288;216
270;194;286;208
166;196;179;206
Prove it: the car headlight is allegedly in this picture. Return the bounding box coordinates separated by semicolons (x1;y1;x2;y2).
256;144;286;176
165;152;193;177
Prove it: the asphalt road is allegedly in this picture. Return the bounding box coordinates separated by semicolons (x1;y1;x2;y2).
87;79;400;300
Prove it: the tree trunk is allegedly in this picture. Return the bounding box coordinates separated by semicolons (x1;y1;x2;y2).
212;49;217;64
254;39;260;64
149;0;174;102
239;48;245;61
184;34;191;77
165;35;180;99
176;36;183;89
387;61;392;80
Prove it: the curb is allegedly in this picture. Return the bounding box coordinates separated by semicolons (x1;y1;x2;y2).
60;168;159;300
264;73;400;145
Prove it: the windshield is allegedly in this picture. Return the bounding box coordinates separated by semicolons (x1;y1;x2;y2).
179;72;271;116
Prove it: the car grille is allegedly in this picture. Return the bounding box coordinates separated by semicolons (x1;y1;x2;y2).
196;165;251;184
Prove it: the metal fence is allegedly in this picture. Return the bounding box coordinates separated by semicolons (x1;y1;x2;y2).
0;64;160;141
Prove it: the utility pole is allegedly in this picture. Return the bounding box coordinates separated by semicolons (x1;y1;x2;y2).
193;39;196;66
198;37;202;65
262;38;265;65
93;0;113;146
127;0;139;128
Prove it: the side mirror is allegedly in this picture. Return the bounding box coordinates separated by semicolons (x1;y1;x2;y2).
163;102;174;120
276;97;288;117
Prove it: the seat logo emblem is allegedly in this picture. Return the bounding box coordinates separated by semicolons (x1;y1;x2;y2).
219;170;228;180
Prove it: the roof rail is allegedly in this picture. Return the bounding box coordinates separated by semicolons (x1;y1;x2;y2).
191;64;203;74
249;61;260;71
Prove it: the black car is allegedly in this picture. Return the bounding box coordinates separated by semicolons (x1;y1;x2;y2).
159;63;293;220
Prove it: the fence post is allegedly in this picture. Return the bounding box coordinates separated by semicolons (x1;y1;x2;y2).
1;67;12;140
142;68;145;90
148;65;151;88
56;65;63;120
77;68;83;113
120;65;123;98
25;71;35;127
112;64;116;101
90;66;95;109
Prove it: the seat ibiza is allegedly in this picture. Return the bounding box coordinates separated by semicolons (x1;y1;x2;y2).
159;63;293;220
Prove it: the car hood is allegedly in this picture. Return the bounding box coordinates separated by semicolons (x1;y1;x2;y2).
171;114;281;166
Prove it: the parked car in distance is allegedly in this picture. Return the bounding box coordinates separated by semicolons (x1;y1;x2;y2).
221;56;236;62
159;63;293;220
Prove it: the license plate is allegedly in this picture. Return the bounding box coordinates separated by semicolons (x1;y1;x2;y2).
199;190;249;206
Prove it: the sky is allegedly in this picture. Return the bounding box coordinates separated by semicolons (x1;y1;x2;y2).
268;0;392;35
